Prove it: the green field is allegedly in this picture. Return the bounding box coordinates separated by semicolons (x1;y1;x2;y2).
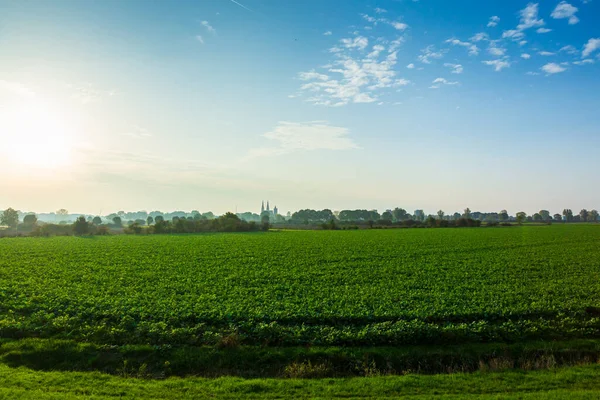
1;225;599;346
1;225;600;397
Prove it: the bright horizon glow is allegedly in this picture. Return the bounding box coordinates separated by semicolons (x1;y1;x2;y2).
1;0;599;216
1;100;73;168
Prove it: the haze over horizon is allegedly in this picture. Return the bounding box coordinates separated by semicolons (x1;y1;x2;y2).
1;0;599;216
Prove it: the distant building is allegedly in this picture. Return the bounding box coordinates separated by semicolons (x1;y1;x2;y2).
260;201;278;217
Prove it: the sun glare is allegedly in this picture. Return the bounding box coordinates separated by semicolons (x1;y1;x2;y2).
1;100;73;168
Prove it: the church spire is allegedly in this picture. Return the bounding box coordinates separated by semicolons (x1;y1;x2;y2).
261;201;264;214
267;201;270;211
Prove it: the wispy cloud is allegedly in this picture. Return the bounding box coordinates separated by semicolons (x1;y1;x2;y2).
201;21;216;34
444;63;463;74
536;28;552;33
573;59;594;65
406;63;415;69
482;59;511;71
502;3;545;42
297;36;408;106
375;7;387;14
487;16;500;27
582;38;600;58
323;31;332;36
429;77;459;89
195;35;204;44
418;45;446;63
470;32;489;42
538;51;556;56
341;36;369;50
560;45;578;55
488;46;506;56
551;2;579;25
521;53;531;59
445;38;479;56
247;121;359;159
541;62;567;74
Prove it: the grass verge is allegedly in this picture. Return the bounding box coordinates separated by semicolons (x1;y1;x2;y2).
1;363;599;399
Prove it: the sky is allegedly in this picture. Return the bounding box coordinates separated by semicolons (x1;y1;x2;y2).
0;0;599;216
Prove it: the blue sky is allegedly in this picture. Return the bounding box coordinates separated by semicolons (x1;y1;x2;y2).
0;0;599;216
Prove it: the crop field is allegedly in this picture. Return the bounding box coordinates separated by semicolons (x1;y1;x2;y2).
1;225;599;347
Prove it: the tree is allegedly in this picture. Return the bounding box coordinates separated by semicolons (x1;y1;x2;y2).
579;209;589;223
147;216;154;225
563;209;574;222
589;210;599;222
463;208;471;219
73;216;89;235
437;210;445;220
392;208;408;222
539;210;550;222
1;208;19;228
516;212;526;224
155;215;164;224
499;210;509;222
413;210;425;222
553;213;562;222
56;209;69;216
112;216;122;227
23;214;37;226
92;216;102;225
381;211;393;222
533;213;543;222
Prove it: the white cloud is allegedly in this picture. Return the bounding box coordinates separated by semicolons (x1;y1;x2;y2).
366;44;386;59
470;32;489;42
390;21;408;30
297;39;406;106
536;28;552;33
375;7;387;13
299;71;329;81
551;2;580;24
582;38;600;58
538;51;556;56
249;121;359;158
362;14;378;24
394;78;411;86
502;29;525;40
487;16;500;27
201;21;216;34
482;59;511;71
521;53;531;59
323;31;332;36
526;71;540;76
444;63;463;74
519;40;528;46
445;38;479;56
517;3;545;30
541;62;567;74
418;45;446;63
503;3;545;42
560;45;578;55
429;77;459;89
407;63;415;69
573;59;595;65
195;35;204;44
341;36;369;50
488;47;506;56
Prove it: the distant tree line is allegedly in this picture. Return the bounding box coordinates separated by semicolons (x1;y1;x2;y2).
1;205;598;237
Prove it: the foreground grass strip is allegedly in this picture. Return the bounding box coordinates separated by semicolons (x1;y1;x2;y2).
2;338;600;378
0;364;599;399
